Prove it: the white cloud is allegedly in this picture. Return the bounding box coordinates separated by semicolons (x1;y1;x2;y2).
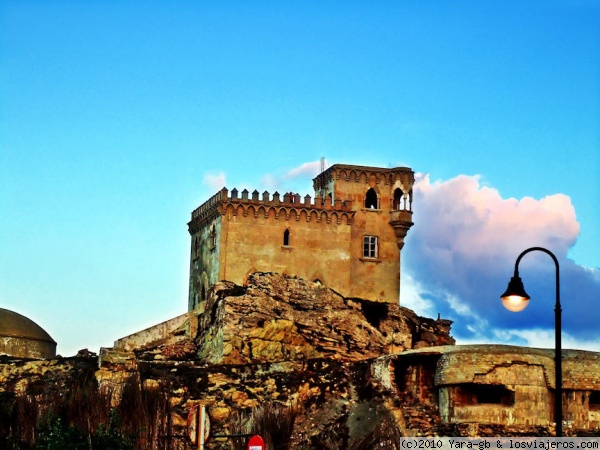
480;328;600;352
202;171;227;192
282;160;323;181
399;272;435;317
403;173;600;349
412;173;579;264
259;160;325;193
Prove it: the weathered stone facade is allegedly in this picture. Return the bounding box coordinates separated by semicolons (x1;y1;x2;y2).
393;346;600;432
2;274;600;448
188;164;415;308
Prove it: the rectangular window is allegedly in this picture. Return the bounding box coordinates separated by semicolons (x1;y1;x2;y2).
210;226;217;250
363;236;378;258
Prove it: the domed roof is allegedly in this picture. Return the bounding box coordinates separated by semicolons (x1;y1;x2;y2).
0;308;56;344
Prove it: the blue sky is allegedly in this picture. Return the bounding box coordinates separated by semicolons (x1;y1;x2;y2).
1;1;598;356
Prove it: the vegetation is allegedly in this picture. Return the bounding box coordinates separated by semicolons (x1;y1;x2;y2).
0;375;172;450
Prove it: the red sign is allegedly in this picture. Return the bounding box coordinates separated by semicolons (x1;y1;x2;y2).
247;434;265;450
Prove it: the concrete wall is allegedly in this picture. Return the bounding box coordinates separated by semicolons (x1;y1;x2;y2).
0;336;56;359
439;383;552;427
112;312;191;352
399;345;600;431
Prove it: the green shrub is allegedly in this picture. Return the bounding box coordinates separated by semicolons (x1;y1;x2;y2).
34;411;136;450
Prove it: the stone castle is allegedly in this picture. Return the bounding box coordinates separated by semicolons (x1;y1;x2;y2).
2;161;600;448
187;164;415;308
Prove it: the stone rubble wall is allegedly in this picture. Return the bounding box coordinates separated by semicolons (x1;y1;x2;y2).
195;272;454;365
6;273;598;448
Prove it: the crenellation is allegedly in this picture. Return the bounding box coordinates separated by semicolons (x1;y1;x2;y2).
191;187;227;221
201;187;359;211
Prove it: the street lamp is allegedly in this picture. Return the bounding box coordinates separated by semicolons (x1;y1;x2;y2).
500;246;562;437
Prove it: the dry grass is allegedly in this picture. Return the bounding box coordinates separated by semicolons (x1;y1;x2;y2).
0;374;174;450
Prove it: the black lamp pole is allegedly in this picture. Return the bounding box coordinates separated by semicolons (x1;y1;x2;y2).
501;246;562;437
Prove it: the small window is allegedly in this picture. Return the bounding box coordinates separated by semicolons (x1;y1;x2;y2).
363;236;378;258
457;384;515;406
283;229;290;246
590;391;600;411
194;236;199;258
210;225;217;249
365;188;378;209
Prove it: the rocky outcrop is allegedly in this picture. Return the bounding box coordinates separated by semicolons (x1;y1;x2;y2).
194;272;454;364
92;272;455;447
2;273;458;449
4;273;600;448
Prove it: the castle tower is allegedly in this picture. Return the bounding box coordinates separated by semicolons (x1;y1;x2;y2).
187;164;414;311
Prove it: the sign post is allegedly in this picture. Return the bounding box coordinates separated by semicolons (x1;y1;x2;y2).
247;434;265;450
198;403;205;450
187;403;211;449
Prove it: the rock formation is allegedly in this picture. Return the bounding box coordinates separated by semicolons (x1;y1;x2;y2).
193;272;454;364
5;273;598;449
1;273;456;449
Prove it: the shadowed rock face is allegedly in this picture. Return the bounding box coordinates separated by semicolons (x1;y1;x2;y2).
195;272;455;364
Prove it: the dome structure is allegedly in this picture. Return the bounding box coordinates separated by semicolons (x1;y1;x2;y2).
0;308;56;358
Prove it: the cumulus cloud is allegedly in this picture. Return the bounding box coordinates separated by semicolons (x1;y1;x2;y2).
403;173;600;350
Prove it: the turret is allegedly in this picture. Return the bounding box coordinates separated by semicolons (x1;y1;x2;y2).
389;185;414;249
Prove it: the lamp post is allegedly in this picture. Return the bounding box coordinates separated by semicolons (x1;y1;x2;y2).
500;246;562;437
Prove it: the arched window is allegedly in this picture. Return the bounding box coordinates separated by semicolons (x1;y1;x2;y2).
365;188;378;209
393;188;403;210
283;229;290;246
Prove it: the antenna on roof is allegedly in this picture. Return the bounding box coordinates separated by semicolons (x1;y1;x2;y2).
318;156;328;202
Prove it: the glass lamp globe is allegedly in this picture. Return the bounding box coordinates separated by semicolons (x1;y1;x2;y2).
500;275;530;312
501;294;530;312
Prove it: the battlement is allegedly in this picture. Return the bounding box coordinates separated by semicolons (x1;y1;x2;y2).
189;187;356;232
